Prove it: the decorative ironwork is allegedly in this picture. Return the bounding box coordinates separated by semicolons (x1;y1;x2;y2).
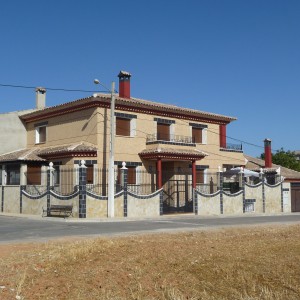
223;143;243;151
146;133;194;144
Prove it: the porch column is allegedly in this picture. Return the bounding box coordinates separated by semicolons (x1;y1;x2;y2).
192;160;196;189
157;158;162;189
20;164;27;186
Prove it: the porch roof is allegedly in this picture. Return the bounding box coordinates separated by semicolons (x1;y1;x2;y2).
139;147;208;161
38;143;97;159
0;142;98;163
0;148;46;163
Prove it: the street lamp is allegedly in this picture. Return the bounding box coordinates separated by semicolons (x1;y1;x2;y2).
94;79;116;218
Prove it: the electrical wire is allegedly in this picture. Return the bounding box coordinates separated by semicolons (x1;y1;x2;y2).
0;83;107;93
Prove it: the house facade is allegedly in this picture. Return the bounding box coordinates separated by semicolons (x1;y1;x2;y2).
0;71;246;212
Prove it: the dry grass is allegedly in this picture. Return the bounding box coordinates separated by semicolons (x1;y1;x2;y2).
0;224;300;300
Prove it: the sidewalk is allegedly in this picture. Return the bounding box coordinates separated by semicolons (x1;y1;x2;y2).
1;211;299;223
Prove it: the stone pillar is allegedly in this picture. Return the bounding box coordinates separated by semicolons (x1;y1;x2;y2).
46;162;55;216
260;168;265;213
79;160;87;218
48;162;55;188
121;162;128;217
217;167;223;214
239;168;246;213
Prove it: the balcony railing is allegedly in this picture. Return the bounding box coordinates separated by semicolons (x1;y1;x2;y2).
146;133;194;144
222;143;243;151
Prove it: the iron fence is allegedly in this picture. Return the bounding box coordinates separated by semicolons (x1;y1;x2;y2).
21;166;283;198
196;172;219;194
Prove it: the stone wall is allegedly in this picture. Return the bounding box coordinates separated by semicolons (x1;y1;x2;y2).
265;183;282;214
22;193;47;215
127;192;160;218
197;192;221;216
223;191;243;215
2;186;20;214
196;180;287;216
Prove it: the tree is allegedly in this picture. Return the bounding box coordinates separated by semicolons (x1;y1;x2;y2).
260;148;300;172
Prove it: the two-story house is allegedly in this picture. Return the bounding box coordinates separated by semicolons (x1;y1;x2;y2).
0;71;245;212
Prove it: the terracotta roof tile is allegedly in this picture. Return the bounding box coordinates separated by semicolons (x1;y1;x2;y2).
0;148;45;162
0;143;97;163
38;143;97;156
20;93;236;123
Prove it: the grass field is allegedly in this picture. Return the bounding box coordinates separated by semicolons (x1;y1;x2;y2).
0;224;299;299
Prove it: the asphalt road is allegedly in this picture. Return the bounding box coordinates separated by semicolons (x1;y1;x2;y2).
0;213;300;244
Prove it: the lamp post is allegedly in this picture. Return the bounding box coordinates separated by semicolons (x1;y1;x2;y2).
94;79;116;218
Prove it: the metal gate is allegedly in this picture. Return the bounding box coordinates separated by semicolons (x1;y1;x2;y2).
291;183;300;212
162;163;193;214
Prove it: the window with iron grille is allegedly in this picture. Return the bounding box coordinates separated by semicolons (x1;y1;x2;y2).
6;164;20;185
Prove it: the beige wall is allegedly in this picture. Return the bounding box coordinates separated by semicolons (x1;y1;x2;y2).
27;107;98;148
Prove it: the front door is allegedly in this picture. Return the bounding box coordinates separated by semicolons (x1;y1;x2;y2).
291;183;300;212
162;162;193;213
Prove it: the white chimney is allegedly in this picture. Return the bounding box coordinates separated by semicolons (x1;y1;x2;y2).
35;87;46;109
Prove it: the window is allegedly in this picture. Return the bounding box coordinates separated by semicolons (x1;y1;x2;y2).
116;117;131;136
115;113;137;137
27;165;41;185
189;123;207;144
157;123;170;141
127;166;136;184
6;164;20;185
196;169;204;184
192;127;202;143
35;125;47;144
86;165;94;184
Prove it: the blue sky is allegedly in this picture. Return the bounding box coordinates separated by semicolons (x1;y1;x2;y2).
0;0;299;157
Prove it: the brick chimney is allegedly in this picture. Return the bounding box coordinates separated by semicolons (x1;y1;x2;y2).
118;71;131;99
35;87;46;109
264;138;272;168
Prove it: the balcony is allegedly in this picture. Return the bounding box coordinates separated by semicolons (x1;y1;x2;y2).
221;143;243;152
146;133;195;146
